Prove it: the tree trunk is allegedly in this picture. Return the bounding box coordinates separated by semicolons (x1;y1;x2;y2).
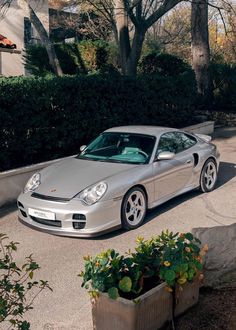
127;28;145;76
115;0;131;75
191;0;212;98
28;3;63;76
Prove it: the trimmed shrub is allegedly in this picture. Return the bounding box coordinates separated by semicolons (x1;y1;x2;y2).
210;63;236;113
0;74;197;171
139;52;192;76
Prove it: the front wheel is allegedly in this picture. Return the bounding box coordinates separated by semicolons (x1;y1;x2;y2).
121;187;147;230
200;159;218;192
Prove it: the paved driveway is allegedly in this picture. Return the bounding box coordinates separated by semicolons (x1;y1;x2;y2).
1;127;236;330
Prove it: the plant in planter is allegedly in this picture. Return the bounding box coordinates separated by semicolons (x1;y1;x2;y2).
79;231;207;330
0;233;52;330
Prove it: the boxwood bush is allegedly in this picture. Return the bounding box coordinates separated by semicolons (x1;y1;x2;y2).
0;73;197;171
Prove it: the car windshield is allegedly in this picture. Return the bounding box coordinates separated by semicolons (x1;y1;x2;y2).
78;132;156;164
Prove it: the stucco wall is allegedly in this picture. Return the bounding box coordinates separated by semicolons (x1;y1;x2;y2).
0;0;49;76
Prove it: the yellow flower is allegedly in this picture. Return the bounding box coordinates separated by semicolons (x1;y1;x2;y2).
177;277;187;285
164;261;171;267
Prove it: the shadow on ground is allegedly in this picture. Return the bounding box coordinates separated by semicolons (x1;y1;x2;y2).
213;127;236;140
0;203;17;219
216;161;236;189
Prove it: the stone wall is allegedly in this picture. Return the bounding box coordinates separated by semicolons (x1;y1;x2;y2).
212;112;236;127
192;223;236;288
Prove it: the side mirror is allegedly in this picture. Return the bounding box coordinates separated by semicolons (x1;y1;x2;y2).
80;145;86;152
156;151;175;161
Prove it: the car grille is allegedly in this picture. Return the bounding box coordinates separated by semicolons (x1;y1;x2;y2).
72;214;86;221
73;222;86;229
18;201;24;208
31;192;70;203
20;209;27;218
30;216;62;228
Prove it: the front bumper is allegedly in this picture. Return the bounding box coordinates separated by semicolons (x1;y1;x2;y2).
17;192;122;237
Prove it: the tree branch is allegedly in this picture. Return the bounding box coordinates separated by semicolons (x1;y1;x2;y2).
145;0;181;29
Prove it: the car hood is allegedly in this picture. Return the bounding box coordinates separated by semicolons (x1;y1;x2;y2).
35;157;138;199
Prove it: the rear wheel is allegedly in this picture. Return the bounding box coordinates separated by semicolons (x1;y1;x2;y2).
121;187;147;230
200;159;218;192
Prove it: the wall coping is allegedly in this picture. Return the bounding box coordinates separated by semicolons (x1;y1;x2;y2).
183;121;214;131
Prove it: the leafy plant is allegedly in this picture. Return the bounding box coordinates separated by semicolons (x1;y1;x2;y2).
0;234;52;329
79;231;206;300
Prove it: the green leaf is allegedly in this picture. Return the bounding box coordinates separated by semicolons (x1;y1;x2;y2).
185;233;194;241
193;260;203;271
181;263;188;272
119;276;132;293
108;287;119;300
164;270;176;282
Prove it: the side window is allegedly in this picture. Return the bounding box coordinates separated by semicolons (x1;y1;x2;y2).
156;133;178;155
156;132;197;156
174;132;197;153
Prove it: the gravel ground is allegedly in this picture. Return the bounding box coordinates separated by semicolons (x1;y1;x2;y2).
165;287;236;330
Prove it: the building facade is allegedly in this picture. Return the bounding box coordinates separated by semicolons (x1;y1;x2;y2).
0;0;49;76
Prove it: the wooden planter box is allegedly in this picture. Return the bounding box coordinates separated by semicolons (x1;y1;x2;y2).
92;280;199;330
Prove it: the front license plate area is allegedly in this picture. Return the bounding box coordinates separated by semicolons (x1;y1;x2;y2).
28;208;56;220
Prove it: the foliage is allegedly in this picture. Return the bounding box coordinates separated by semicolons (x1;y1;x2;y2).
139;52;192;76
77;40;109;72
0;73;197;171
210;63;236;113
79;231;206;300
23;45;51;76
24;41;111;76
0;234;51;329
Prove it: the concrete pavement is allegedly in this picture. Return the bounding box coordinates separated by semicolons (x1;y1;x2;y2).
0;127;236;330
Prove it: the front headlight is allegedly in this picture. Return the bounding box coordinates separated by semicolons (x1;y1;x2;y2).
24;173;41;193
77;182;107;205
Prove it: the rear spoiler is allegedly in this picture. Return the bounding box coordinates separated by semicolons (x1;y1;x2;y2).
195;133;212;143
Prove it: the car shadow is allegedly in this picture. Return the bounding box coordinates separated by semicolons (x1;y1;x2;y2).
0;202;17;219
95;161;236;240
215;161;236;189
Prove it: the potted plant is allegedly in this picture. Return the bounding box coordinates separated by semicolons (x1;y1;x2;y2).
79;231;207;330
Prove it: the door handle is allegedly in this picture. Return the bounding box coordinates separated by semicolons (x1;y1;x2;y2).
185;159;192;164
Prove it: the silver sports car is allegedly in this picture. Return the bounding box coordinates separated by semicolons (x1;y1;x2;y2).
18;126;220;237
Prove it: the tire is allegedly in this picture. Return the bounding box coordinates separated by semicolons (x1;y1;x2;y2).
121;187;147;230
200;159;218;192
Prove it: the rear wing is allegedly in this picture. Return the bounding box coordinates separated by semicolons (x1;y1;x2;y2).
195;133;212;143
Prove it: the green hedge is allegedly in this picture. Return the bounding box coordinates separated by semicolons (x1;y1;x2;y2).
0;74;197;171
211;63;236;113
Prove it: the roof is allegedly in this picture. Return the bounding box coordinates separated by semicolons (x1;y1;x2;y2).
105;126;179;137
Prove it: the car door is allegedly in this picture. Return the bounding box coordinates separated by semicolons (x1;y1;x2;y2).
152;132;196;201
